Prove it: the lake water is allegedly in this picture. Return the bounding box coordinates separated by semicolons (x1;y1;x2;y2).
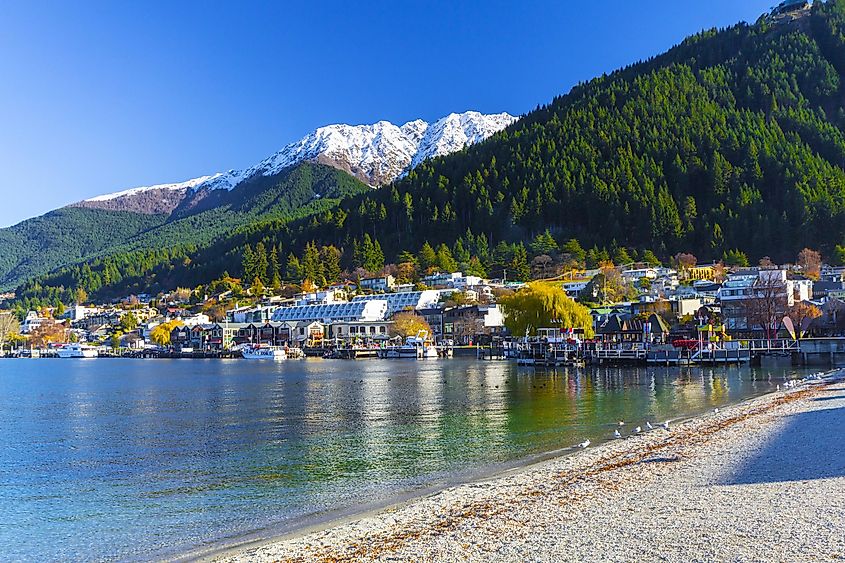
0;358;812;561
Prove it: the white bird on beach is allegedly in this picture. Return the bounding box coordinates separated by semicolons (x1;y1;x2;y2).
662;421;670;430
614;429;622;439
633;426;642;434
713;408;720;414
578;440;591;449
618;420;625;426
646;422;654;430
776;384;780;391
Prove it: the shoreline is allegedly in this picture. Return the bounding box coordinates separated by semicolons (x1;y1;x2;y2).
190;369;845;563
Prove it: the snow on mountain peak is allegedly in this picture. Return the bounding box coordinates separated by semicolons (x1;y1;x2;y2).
74;110;518;214
191;110;517;192
83;175;219;203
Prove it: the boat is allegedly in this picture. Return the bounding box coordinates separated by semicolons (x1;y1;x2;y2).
378;331;439;359
241;345;287;360
57;344;99;358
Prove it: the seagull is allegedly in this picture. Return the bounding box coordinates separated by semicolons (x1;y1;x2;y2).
646;422;654;430
662;421;670;430
614;430;622;439
776;384;780;391
618;420;625;426
633;426;642;434
713;408;720;414
578;440;591;449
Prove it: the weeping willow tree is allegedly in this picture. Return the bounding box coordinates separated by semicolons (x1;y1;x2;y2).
498;282;594;338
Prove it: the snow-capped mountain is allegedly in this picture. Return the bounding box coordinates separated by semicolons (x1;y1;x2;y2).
71;110;517;215
193;110;516;193
72;176;218;214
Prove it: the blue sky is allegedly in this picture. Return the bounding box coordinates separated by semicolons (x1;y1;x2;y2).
0;0;773;227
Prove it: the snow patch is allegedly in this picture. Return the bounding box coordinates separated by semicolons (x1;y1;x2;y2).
84;175;219;202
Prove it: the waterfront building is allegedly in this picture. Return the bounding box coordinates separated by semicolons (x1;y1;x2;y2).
330;320;392;342
271;300;388;324
351;290;452;315
719;270;813;331
226;305;275;324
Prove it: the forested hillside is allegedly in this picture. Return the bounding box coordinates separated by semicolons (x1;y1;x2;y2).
0;208;168;291
15;1;845;306
1;163;367;294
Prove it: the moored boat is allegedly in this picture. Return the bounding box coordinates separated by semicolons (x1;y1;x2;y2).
378;331;439;359
57;344;99;359
241;345;288;360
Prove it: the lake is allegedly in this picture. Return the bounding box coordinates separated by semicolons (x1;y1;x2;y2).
0;358;811;561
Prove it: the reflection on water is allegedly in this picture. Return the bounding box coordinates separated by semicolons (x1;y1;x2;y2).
0;359;809;560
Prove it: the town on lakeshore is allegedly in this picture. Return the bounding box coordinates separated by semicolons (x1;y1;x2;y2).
5;0;845;561
3;246;845;367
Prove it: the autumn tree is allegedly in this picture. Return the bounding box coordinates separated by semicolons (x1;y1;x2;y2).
120;312;139;332
390;312;432;338
29;319;67;348
742;273;787;340
150;320;183;347
585;262;634;304
498;282;594;338
797;248;821;280
672;253;697;277
0;312;19;351
785;302;822;339
531;255;554;279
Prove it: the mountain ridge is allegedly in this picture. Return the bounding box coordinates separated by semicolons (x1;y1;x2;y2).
69;111;516;216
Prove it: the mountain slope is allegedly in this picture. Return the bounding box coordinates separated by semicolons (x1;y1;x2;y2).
6;163;369;296
71;176;217;215
0;208;168;291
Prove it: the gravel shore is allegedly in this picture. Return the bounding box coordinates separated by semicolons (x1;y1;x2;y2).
212;372;845;563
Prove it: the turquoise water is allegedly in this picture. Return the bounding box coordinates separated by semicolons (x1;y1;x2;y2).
0;359;810;561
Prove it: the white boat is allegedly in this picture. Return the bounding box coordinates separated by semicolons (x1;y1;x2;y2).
242;345;287;360
57;344;98;358
378;331;439;359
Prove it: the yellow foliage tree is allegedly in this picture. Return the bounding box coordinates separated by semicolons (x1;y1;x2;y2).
150;320;183;346
390;312;432;338
498;282;594;338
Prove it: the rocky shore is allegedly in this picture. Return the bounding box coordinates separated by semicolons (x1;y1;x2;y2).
211;372;845;563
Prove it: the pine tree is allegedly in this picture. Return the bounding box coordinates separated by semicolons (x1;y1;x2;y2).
509;243;531;281
241;244;256;282
285;253;303;282
254;242;269;285
269;246;282;290
436;244;458;272
419;242;437;272
320;245;342;284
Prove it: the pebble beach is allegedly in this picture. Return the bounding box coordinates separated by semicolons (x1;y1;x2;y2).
209;371;845;563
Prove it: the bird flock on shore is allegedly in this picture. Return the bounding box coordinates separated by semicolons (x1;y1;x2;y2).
571;371;834;451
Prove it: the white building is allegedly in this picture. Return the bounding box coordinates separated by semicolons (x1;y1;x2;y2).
64;305;102;322
352;290;452;315
181;313;211;327
294;289;347;306
359;275;396;293
21;311;47;334
621;267;658;282
272;300;388;324
423;272;483;289
719;270;813;330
